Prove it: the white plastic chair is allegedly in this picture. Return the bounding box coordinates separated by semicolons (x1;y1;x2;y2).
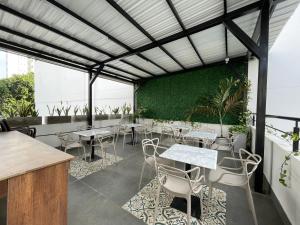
57;132;87;161
138;138;173;189
160;125;181;146
211;133;237;158
118;124;134;149
91;131;117;167
154;164;205;225
208;148;262;225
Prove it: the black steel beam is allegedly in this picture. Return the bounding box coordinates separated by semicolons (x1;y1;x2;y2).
90;64;104;85
166;0;205;65
0;38;91;68
102;69;135;81
224;0;229;57
120;59;155;76
105;64;144;79
100;71;134;84
103;1;262;64
138;56;247;83
0;3;114;58
224;19;261;58
106;0;185;69
88;70;93;126
0;41;90;72
254;0;270;193
0;26;100;64
46;0;166;74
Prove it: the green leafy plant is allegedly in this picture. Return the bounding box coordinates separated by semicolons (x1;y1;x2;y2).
229;110;251;134
31;108;39;117
112;107;120;115
126;104;132;114
73;105;80;116
279;134;300;187
187;77;249;136
1;98;17;118
47;105;55;116
82;104;89;116
16;98;33;117
121;103;127;115
63;105;71;116
55;101;65;116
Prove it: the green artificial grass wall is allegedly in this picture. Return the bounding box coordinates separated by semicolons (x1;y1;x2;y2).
137;62;247;125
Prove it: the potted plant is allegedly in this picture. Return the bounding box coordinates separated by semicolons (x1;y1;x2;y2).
95;106;109;120
45;102;71;124
4;98;42;127
109;106;121;119
187;77;249;137
73;105;86;122
279;133;299;187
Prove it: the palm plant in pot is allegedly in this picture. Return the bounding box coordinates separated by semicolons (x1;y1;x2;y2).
45;101;71;124
187;77;249;137
95;106;109;120
110;106;121;119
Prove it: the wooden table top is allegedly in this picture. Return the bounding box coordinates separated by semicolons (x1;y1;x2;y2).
0;131;74;181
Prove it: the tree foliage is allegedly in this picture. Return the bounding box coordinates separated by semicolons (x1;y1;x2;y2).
0;72;36;118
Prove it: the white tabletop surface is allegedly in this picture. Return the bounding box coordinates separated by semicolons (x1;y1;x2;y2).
125;123;142;128
184;130;218;140
73;129;111;137
160;144;218;170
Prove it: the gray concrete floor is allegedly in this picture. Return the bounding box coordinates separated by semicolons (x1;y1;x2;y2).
0;134;284;225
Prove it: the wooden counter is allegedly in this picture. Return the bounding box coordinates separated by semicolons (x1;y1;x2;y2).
0;131;74;225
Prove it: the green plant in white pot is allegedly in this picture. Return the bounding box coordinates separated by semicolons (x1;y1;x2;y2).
187;77;249;137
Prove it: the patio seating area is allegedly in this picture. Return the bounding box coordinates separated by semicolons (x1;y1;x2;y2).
1;0;300;225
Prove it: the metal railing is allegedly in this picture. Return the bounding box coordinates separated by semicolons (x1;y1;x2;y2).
252;113;299;152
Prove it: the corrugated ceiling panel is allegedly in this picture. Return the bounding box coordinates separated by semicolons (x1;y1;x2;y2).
163;37;202;68
56;0;151;49
123;55;165;75
141;47;182;72
104;67;139;80
227;0;258;12
6;0;118;57
0;11;108;62
228;11;259;58
190;25;226;64
4;0;127;56
107;60;151;78
172;0;223;29
115;0;181;40
269;0;300;48
0;31;93;65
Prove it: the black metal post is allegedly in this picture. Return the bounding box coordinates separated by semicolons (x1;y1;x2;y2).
133;83;138;123
254;0;270;193
88;69;93;127
252;114;256;126
293;121;299;152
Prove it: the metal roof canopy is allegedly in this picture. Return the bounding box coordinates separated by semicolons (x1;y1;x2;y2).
0;0;300;193
0;0;298;84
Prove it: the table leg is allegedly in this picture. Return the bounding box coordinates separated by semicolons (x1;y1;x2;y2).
132;127;135;145
88;136;101;162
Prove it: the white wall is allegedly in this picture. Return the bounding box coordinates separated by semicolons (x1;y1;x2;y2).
35;61;133;116
251;127;300;225
248;5;300;132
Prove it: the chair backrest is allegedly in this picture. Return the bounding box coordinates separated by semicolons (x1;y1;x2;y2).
0;119;11;131
142;138;159;160
239;148;262;177
56;132;72;147
157;164;200;192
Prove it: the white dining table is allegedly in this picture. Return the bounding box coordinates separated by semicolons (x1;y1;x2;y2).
73;129;111;161
159;143;218;219
183;130;218;141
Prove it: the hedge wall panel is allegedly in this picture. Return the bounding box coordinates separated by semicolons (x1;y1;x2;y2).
137;62;247;125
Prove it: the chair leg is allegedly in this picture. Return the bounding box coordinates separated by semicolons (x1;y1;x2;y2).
138;162;146;190
208;182;213;203
154;184;161;224
123;134;126;149
82;145;87;161
113;144;117;162
187;194;191;225
245;184;258;225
